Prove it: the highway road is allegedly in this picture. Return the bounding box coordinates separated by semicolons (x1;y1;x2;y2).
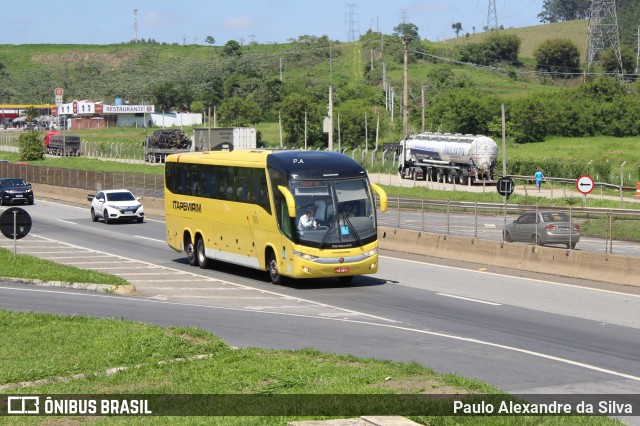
2;199;640;408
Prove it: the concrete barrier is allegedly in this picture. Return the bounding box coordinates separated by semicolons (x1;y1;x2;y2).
379;226;640;287
33;183;165;217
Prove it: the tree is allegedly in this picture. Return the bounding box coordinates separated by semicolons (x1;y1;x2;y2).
392;23;420;42
451;22;462;38
151;81;180;111
23;106;40;128
538;0;589;23
279;94;323;147
486;32;521;64
204;36;215;46
223;40;241;56
600;46;635;75
534;38;580;76
218;97;262;126
18;131;44;161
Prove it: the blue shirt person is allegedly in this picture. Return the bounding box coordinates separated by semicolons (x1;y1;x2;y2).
534;169;544;192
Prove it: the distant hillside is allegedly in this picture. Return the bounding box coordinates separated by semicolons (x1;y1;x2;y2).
441;20;589;61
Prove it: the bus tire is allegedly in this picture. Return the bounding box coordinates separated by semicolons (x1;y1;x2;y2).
186;238;198;266
267;250;282;285
196;237;211;269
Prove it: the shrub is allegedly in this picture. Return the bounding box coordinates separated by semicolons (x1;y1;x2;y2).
18;131;44;161
534;38;580;76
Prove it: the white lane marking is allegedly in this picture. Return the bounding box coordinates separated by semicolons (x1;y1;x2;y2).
27;233;399;323
57;219;78;225
437;293;502;306
381;255;640;298
134;235;165;243
2;284;639;383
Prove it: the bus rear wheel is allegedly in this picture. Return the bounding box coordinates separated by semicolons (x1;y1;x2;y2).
186;238;198;266
196;238;211;269
267;250;282;285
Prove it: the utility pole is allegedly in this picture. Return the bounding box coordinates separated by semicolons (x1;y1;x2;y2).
636;27;640;74
328;44;334;151
402;34;409;138
421;84;426;133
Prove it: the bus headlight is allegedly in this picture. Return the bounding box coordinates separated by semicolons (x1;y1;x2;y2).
363;248;378;258
293;250;319;261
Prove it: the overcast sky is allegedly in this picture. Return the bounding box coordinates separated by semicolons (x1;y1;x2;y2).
0;0;544;45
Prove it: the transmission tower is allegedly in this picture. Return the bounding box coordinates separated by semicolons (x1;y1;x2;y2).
345;3;360;42
133;8;138;42
133;9;138;42
487;0;498;31
586;0;622;74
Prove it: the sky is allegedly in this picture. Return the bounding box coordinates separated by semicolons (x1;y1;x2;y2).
0;0;544;45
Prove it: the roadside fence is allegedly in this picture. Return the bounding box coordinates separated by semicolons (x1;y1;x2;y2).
2;162;640;258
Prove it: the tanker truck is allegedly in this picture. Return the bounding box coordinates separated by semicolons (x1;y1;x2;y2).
397;132;498;185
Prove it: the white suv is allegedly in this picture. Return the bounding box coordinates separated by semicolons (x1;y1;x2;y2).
90;189;144;224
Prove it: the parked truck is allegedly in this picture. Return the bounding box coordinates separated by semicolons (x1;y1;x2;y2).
143;128;258;163
192;127;257;152
144;129;192;163
44;131;81;156
397;132;498;185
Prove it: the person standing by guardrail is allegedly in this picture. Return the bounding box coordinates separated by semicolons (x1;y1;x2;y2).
534;168;544;192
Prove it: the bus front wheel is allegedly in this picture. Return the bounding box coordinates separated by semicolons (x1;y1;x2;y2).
196;238;211;269
267;250;282;285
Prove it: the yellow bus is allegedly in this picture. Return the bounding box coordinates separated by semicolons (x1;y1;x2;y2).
164;149;388;284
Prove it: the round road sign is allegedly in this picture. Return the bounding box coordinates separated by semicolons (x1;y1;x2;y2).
496;176;515;197
576;175;595;195
0;207;32;239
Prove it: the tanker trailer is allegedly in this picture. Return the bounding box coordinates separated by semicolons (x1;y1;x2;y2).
397;132;498;184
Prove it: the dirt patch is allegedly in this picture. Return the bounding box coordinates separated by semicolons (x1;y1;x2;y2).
33;51;140;68
372;376;470;395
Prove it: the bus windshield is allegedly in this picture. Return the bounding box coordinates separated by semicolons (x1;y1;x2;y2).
290;178;377;248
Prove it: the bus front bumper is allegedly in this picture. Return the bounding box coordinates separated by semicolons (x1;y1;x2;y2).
291;247;379;278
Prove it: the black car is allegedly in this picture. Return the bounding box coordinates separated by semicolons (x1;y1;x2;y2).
0;178;34;205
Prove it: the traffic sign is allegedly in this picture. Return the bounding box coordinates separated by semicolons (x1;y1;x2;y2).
0;207;32;240
496;176;515;197
576;175;595;195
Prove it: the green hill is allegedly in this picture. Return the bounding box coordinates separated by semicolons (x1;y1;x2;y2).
441;20;589;61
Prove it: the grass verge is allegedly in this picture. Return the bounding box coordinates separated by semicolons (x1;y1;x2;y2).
0;309;619;425
0;248;127;287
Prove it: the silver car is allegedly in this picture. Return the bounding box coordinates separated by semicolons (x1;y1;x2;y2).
504;211;580;249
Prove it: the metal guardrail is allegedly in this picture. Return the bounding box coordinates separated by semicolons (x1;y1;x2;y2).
505;174;624;191
378;196;640;257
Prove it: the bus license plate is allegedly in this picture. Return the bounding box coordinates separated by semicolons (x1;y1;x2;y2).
334;267;349;273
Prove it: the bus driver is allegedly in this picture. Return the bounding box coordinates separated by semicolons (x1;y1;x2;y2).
298;207;318;230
